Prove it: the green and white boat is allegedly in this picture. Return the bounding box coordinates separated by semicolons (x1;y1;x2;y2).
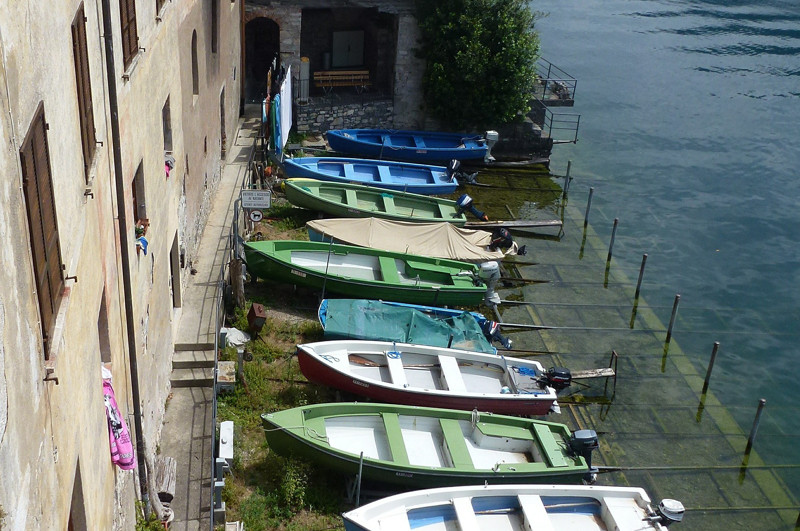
282;178;468;225
261;402;597;488
243;240;486;306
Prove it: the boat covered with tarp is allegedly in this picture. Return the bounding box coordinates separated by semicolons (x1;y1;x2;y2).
318;298;496;354
307;217;507;263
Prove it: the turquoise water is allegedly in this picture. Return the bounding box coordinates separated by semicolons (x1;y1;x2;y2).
528;0;800;521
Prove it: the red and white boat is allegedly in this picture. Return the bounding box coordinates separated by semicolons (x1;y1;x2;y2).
296;340;560;415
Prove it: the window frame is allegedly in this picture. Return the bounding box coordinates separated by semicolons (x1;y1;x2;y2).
71;3;96;181
19;103;64;358
119;0;139;69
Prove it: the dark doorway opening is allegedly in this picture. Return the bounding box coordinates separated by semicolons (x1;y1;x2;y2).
244;18;279;103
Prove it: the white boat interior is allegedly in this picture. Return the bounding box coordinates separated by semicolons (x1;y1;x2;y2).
322;413;550;470
343;484;670;531
291;251;382;280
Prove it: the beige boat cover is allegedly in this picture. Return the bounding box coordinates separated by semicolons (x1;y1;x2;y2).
307;218;507;262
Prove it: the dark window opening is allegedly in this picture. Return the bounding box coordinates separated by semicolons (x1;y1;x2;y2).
211;0;219;53
132;161;146;222
162;96;172;152
191;30;199;96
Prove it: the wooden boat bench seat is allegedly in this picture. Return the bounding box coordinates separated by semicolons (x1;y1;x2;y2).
532;424;568;467
313;69;371;93
378;256;401;284
376;165;392;182
342;163;357;180
439;419;474;468
344;189;359;206
381;413;410;465
412;136;427;148
518;494;555;531
379;193;396;214
451;497;481;531
438;355;467;393
384;354;408;388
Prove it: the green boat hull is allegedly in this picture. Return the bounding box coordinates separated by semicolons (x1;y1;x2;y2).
283;178;467;225
244;240;486;306
261;402;589;488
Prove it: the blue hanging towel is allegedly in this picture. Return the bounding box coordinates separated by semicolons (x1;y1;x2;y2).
272;94;282;157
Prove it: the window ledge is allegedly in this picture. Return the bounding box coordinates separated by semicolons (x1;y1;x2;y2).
44;286;73;372
121;48;145;83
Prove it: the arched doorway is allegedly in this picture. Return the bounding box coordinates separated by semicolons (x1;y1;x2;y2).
244;18;280;103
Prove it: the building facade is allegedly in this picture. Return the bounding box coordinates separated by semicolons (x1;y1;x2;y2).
0;0;241;528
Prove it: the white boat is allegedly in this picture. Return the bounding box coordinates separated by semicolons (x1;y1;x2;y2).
297;340;561;416
342;484;685;531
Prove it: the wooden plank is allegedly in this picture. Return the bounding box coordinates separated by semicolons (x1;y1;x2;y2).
571;368;616;379
439;419;473;468
381;413;410;465
518;494;555;531
155;455;177;503
531;424;568;467
464;219;562;229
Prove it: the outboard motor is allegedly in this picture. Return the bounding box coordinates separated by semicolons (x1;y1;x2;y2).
456;194;488;221
542;367;572;391
489;228;514;251
480;320;513;349
569;429;599;483
478;261;501;305
484;130;499;163
645;499;685;527
447;160;479;186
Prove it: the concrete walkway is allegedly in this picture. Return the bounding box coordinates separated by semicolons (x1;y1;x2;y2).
160;108;260;530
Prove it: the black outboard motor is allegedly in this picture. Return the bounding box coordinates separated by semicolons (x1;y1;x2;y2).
456;194;488;221
645;499;685;527
569;429;599;483
543;367;572;391
488;228;527;256
480;320;513;349
447;159;479;186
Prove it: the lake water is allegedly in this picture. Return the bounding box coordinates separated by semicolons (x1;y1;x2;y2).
528;0;800;524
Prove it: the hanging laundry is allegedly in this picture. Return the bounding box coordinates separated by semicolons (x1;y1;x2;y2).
102;377;136;470
136;235;148;255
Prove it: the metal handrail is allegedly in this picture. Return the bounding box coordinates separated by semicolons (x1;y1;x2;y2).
542;107;581;144
535;57;578;102
209;130;258;530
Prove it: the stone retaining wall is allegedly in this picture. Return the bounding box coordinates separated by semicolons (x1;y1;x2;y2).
295;99;394;133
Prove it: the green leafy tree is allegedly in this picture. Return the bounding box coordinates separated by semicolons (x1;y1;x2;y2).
416;0;540;130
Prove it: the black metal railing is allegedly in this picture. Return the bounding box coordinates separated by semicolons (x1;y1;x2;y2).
534;57;577;103
543;106;581;144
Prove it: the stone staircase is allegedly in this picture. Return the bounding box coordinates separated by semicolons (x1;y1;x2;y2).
171;343;215;388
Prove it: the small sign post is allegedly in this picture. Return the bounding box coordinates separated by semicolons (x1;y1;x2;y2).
241;190;272;210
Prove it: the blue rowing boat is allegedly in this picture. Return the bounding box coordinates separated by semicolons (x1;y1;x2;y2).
326;128;488;163
282;157;459;195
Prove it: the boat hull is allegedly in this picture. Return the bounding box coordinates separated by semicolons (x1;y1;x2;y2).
244;240;486;306
326;129;487;163
342;484;668;531
261;402;588;489
297;346;555;415
282;157;458;195
283;179;467;225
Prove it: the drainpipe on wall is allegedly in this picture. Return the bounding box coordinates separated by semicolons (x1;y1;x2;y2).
99;0;148;503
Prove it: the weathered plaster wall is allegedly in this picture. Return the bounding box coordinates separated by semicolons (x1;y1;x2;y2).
0;0;241;529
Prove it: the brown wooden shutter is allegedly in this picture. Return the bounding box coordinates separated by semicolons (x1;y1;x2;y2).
119;0;138;69
72;3;96;181
20;104;64;357
156;0;165;15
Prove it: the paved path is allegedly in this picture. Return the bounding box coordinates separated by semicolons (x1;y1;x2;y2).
160;108;260;530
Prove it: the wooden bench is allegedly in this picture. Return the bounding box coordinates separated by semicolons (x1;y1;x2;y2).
313;69;371;94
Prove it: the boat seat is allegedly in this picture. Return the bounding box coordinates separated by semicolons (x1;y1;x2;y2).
378;256;401;284
532;424;568;467
438;419;473;468
385;353;408;388
518;494;554;531
344;189;359;207
343;164;357;180
380;193;396;214
413;136;427;148
376;165;392;182
381;413;410;465
438;355;466;393
451;497;480;531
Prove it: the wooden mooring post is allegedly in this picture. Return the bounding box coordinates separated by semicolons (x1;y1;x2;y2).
665;294;681;343
606;218;619;263
702;342;720;394
745;398;767;456
584;187;594;228
634;253;648;301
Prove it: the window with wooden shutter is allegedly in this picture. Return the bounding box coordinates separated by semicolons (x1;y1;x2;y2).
71;3;96;181
19;103;64;358
119;0;139;69
211;0;218;53
156;0;165;15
